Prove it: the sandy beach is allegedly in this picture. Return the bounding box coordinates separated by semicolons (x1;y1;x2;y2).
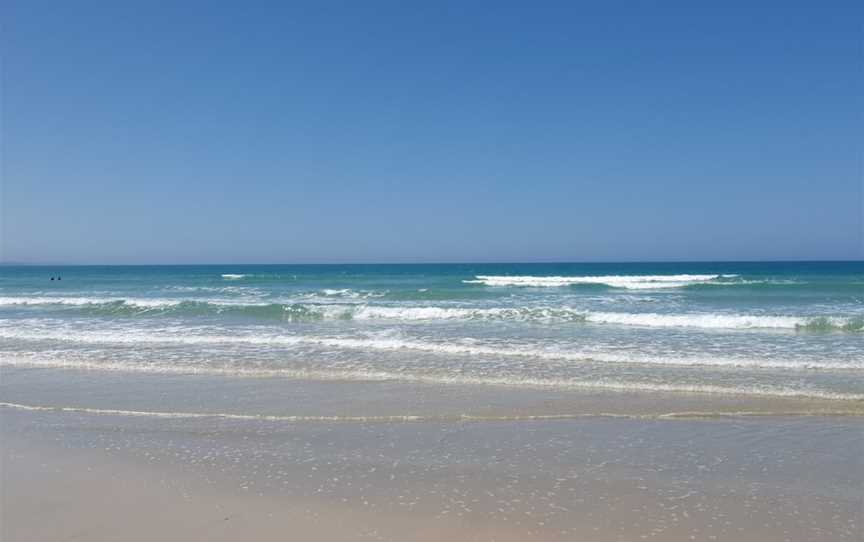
2;370;861;542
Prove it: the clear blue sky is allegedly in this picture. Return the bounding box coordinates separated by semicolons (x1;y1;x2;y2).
2;1;861;264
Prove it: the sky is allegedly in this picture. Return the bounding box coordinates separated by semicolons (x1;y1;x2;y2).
1;0;862;264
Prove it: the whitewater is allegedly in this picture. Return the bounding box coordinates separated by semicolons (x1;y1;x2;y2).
1;262;862;406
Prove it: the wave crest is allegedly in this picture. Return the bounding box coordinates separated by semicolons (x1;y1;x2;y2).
0;296;861;331
1;329;861;370
465;274;731;289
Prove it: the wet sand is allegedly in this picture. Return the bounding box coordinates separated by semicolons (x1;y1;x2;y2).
2;402;861;542
3;436;535;542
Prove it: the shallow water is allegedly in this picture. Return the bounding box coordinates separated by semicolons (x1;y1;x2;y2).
1;262;862;405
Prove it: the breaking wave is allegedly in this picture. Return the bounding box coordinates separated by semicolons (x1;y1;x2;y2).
1;328;861;370
464;274;734;289
0;297;861;331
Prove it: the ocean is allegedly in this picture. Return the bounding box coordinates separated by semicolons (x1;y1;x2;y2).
1;261;862;409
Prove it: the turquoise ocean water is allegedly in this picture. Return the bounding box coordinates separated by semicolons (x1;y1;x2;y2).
1;262;862;403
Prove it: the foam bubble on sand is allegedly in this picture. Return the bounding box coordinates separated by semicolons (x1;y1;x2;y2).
3;401;859;421
1;358;861;401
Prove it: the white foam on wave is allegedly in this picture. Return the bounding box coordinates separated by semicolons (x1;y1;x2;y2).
1;327;859;370
0;296;276;309
349;306;860;331
319;289;387;299
0;296;187;308
221;274;246;280
465;274;730;289
584;312;808;329
164;285;266;296
1;296;859;331
322;288;351;296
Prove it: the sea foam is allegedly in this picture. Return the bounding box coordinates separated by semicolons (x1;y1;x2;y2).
1;296;861;331
465;274;731;289
1;327;860;370
2;401;859;421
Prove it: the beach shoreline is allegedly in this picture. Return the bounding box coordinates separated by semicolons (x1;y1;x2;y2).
3;402;861;542
2;262;861;540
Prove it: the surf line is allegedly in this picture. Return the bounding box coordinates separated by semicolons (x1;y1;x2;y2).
1;402;860;423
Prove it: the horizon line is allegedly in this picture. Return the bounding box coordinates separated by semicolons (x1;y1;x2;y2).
2;258;862;267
